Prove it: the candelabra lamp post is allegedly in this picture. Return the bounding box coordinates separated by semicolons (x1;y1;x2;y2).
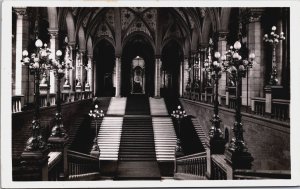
48;50;73;140
21;39;51;153
204;51;226;154
263;26;285;85
20;38;52;180
89;104;104;157
221;41;255;169
171;105;187;157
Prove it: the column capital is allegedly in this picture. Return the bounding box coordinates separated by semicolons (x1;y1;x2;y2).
217;31;229;41
241;8;265;24
68;41;76;48
115;54;121;58
48;28;59;37
87;54;93;59
155;54;161;59
14;7;27;17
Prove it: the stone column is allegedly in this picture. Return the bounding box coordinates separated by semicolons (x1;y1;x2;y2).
218;32;228;99
48;29;59;94
14;8;27;96
243;8;265;106
154;56;162;98
179;61;183;97
75;51;82;92
79;50;86;90
87;55;93;92
115;56;121;97
183;57;189;93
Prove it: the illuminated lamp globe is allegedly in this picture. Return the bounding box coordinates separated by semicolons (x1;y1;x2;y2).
56;50;62;57
35;39;43;48
22;50;28;57
249;53;255;60
234;41;242;50
214;51;221;58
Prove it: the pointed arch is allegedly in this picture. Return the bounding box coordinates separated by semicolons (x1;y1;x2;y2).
66;11;76;43
78;26;86;51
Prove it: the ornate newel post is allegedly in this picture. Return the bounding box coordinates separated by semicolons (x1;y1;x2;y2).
48;49;72;180
89;104;105;157
221;41;255;171
20;38;51;181
204;51;225;154
171;105;187;157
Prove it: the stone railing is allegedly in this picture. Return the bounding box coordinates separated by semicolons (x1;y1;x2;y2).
210;154;227;180
12;91;93;113
234;169;291;179
40;93;56;107
251;97;266;116
272;99;289;121
68;150;100;180
12;95;23;113
174;152;207;179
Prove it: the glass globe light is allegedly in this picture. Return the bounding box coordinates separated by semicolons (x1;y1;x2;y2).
234;41;242;50
35;39;43;48
24;57;30;63
41;50;47;57
221;55;226;61
214;51;221;58
249;53;255;59
264;34;268;38
34;62;39;68
178;105;181;109
95;104;98;109
272;26;276;31
22;50;28;57
213;61;218;66
233;52;239;59
56;50;62;57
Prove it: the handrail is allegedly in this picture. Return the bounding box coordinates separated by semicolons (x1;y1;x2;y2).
68;150;99;162
177;152;206;161
234;169;291;179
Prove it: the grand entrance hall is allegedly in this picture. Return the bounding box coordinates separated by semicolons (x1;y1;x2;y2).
9;6;291;182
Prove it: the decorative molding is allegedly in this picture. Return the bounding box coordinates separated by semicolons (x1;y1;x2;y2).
14;7;27;17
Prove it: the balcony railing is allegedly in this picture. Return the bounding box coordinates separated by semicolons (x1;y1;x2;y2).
175;152;207;179
272;99;289;121
67;150;100;180
12;95;23;113
251;97;265;116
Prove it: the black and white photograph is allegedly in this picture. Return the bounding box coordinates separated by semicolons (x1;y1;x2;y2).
1;0;300;188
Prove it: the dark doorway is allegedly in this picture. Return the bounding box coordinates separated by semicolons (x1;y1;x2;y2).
161;40;183;97
121;34;155;97
94;40;115;97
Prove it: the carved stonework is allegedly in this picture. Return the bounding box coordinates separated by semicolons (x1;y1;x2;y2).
96;23;113;39
121;8;134;31
126;19;151;38
48;28;59;38
143;9;157;31
240;8;265;24
218;31;228;41
14;7;27;17
199;8;206;18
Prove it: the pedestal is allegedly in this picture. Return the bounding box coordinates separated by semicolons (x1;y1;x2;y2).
63;84;71;92
225;148;253;170
76;85;82;92
20;148;49;181
48;136;68;180
210;137;225;154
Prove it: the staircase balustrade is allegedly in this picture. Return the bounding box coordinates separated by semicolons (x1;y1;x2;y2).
175;152;207;179
228;96;236;109
48;152;63;181
211;155;227;180
67;150;100;180
233;169;291;179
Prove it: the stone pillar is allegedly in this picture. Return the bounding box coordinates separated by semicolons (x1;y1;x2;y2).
21;149;49;181
79;50;86;90
14;8;27;96
87;55;93;92
115;56;121;97
179;61;183;97
183;57;189;93
48;136;68;180
68;43;75;93
242;8;265;106
218;32;228;98
49;29;59;94
276;13;284;86
154;56;162;98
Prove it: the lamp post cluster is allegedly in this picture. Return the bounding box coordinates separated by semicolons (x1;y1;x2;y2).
171;105;187;156
89;104;104;156
220;40;255;168
21;36;72;152
263;26;285;86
